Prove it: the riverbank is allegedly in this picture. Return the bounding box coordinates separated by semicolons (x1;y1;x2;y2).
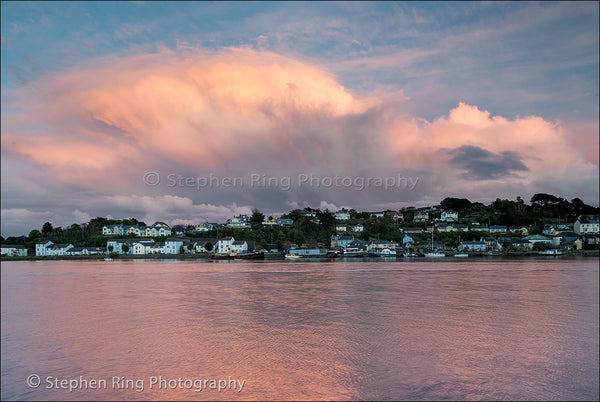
1;250;598;262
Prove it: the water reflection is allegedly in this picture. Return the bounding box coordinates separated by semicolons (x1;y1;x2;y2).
1;259;598;400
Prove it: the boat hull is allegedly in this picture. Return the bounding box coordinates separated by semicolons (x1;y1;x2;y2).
212;252;265;260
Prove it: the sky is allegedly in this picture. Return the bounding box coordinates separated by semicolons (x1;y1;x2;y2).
1;1;599;236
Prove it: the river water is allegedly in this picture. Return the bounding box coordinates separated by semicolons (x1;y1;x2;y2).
1;258;598;400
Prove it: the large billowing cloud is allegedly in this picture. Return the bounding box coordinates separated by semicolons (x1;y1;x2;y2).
1;48;598;236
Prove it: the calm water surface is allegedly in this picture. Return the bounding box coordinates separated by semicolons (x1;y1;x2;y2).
1;258;598;400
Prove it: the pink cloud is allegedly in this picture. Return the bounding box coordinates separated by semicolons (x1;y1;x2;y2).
1;48;597;235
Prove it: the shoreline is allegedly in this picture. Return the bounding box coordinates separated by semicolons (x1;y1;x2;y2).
1;250;598;262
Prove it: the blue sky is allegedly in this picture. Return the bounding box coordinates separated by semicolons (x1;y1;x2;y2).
1;1;598;236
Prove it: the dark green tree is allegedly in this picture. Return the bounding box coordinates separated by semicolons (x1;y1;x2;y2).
42;222;53;235
250;209;264;229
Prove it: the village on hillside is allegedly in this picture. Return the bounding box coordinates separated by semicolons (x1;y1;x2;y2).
1;195;599;258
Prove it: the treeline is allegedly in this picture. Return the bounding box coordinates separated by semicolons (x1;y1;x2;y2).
1;193;598;252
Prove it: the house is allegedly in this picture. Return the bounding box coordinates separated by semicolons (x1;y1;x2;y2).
335;209;351;221
353;224;364;233
402;227;423;234
402;235;414;248
231;240;248;254
227;215;251;229
370;211;385;218
458;241;487;252
106;239;142;254
489;226;507;234
552;232;580;248
330;235;354;249
262;217;278;226
413;211;429;223
510;226;529;236
84;247;107;255
523;234;553;245
36;240;55;256
389;211;404;222
574;216;599;235
132;240;159;255
102;224;172;237
1;245;28;257
453;224;469;232
436;224;454;233
482;237;501;250
574;235;600;250
195;222;218;232
469;223;488;232
216;237;235;254
276;218;293;226
164;238;184;254
46;244;74;256
367;240;398;250
440;210;458;222
511;239;533;250
193;239;217;253
336;223;348;233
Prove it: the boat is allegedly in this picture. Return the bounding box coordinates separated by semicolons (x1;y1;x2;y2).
286;248;329;258
104;257;113;261
342;248;367;257
212;251;265;260
454;253;469;258
369;248;397;257
424;229;445;258
403;252;419;258
538;249;564;255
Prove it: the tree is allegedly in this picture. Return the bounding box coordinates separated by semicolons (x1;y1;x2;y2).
440;197;472;211
108;245;114;253
179;245;185;254
250;209;264;229
187;243;194;252
42;221;53;235
28;230;41;241
122;244;130;253
205;242;213;252
318;210;335;230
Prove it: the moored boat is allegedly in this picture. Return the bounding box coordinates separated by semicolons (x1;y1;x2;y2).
369;248;397;257
212;251;265;260
454;253;469;258
538;249;564;255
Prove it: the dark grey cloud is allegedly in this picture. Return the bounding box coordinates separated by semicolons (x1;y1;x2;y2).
446;145;528;180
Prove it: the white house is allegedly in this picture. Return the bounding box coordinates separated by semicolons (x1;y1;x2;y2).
36;241;54;256
458;241;486;252
440;210;458;222
353;224;364;233
216;237;235;254
46;244;74;256
524;234;553;245
262;217;278;226
335;209;350;221
231;240;248;254
132;240;159;255
194;239;217;253
414;211;429;223
227;215;251;229
164;238;184;254
574;216;599;235
389;211;403;222
106;239;140;254
1;245;28;256
336;223;348;233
